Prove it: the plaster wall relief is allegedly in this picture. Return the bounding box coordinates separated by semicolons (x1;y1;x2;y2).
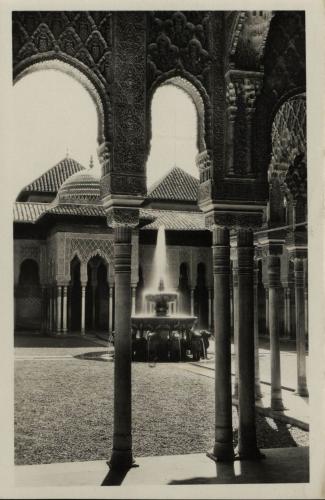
64;233;114;282
252;11;305;188
268;95;306;227
101;12;147;202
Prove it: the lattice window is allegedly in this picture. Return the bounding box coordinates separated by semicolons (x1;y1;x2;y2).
271;95;306;168
68;238;114;264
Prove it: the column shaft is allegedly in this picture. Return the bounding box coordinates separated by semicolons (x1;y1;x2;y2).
294;258;309;396
284;287;291;338
131;286;137;316
81;285;86;335
233;266;239;399
109;286;114;334
56;286;62;334
208;288;212;330
253;263;262;400
268;255;284;410
237;229;260;458
110;226;133;469
265;288;269;336
62;286;68;334
208;226;234;462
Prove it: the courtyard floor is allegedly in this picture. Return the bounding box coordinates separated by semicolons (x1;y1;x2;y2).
14;333;309;466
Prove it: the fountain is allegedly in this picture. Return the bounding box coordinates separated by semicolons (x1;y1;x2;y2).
131;226;210;362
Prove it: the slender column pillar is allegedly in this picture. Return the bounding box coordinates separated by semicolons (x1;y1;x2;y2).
81;284;86;336
284;287;291;338
237;229;261;459
232;264;239;399
109;226;133;470
62;286;68;334
190;288;195;316
56;286;62;335
108;286;114;334
52;287;56;332
92;280;97;331
49;287;53;332
268;254;285;410
131;286;137;316
265;287;269;336
208;288;212;330
207;226;234;462
253;262;262;400
41;286;46;334
304;289;308;336
293;258;309;397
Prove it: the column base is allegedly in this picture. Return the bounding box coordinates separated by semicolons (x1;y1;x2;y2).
108;449;135;470
81;331;86;336
271;397;285;411
295;387;309;398
236;448;265;461
255;385;263;400
207;443;235;463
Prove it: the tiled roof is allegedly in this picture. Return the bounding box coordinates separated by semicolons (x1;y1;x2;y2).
13;203;206;231
139;208;206;231
47;204;105;217
19;157;85;195
147;166;199;202
13;202;49;223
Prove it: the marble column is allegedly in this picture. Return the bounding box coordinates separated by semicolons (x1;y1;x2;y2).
190;288;195;316
56;285;62;335
293;258;309;397
81;284;86;336
92;279;97;331
237;229;260;459
62;285;68;334
208;288;213;330
109;286;114;334
284;287;291;338
232;264;239;399
268;253;284;410
131;286;137;316
41;286;47;334
265;287;269;336
109;226;133;470
253;262;263;400
49;287;53;333
207;226;234;462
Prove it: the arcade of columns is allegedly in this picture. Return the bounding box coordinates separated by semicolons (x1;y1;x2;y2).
13;11;307;467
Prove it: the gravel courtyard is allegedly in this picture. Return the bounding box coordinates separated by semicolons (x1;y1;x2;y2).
15;348;308;465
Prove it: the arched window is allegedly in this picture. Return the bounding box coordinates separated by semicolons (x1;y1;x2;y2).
147;83;199;188
19;259;40;285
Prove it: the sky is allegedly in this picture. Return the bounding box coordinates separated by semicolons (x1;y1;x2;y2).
12;70;198;198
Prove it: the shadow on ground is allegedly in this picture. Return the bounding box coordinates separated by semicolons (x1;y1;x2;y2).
14;332;105;348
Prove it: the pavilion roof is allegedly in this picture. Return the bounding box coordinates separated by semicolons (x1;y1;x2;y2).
16;157;85;199
147;166;199;202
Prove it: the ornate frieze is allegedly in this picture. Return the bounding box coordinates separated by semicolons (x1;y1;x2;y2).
13;12;113;86
147;11;211;89
205;211;263;230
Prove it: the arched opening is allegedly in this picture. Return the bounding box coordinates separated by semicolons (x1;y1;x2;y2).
178;262;190;314
15;259;41;331
195;262;208;329
69;256;81;332
146;79;205;188
86;256;109;332
13;61;105;200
